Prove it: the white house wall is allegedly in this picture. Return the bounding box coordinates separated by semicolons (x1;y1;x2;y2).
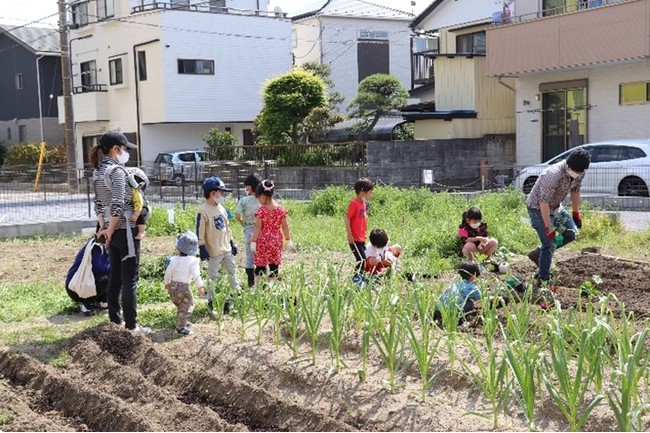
319;16;412;111
139;123;246;161
515;63;650;167
160;12;292;123
416;0;503;31
292;17;322;65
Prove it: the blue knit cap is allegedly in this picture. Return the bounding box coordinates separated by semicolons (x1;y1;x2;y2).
176;231;198;255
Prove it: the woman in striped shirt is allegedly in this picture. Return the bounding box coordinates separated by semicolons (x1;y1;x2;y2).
91;131;150;336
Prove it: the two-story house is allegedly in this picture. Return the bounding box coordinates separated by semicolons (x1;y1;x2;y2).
291;0;414;112
405;0;516;141
487;0;650;166
60;0;292;165
0;25;64;146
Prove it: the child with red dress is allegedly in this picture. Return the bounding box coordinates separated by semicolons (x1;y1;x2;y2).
250;179;291;282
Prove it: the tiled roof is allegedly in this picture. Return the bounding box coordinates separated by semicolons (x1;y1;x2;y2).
293;0;414;20
0;25;60;54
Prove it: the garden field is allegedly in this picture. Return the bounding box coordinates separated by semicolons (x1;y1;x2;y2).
1;187;650;431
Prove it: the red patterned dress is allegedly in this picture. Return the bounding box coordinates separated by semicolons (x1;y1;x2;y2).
254;205;287;266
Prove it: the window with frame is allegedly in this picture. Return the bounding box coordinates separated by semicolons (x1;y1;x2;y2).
18;125;26;142
109;58;123;85
96;0;115;20
456;31;486;54
137;51;147;81
7;128;11;141
80;60;97;91
15;73;23;90
177;59;214;75
71;1;89;27
619;81;650;105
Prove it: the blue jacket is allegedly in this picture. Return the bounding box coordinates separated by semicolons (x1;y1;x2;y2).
65;239;111;288
438;278;481;311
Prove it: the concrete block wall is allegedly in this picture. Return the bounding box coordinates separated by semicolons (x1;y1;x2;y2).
367;135;516;187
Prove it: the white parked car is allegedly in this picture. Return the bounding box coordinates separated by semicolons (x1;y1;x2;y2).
515;139;650;197
150;150;209;186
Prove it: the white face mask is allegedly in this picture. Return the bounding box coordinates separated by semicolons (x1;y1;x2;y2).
116;149;130;165
470;222;481;229
567;169;580;179
216;196;226;205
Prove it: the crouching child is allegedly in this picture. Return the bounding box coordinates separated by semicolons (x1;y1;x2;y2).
434;262;482;327
364;228;402;278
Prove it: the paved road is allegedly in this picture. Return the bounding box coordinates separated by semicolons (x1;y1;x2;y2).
618;211;650;232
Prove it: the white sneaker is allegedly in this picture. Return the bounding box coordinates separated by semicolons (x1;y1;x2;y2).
129;325;152;336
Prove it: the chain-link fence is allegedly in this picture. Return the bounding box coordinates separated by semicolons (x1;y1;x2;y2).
1;160;649;226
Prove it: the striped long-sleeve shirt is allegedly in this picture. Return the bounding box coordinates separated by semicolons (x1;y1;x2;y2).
93;158;134;230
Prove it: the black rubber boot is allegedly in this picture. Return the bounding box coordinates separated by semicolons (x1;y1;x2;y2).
245;268;255;288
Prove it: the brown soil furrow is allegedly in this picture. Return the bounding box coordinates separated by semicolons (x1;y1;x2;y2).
0;351;161;431
70;324;355;432
181;333;496;431
67;338;247;432
0;380;81;432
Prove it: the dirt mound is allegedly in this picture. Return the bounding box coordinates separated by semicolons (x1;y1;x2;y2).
0;323;356;432
554;254;650;315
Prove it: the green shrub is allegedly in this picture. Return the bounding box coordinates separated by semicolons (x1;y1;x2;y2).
4;142;67;165
203;128;237;160
0;143;7;166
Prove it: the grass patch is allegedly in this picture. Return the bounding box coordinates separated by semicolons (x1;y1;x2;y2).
0;282;78;322
50;349;69;368
0;409;14;426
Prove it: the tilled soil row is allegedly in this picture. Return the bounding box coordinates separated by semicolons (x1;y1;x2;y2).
0;323;356;432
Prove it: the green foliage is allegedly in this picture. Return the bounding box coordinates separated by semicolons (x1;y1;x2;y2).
0;409;14;425
348;74;409;140
393;122;414;141
302;107;345;143
0;282;77;322
258;69;327;144
0;143;7;166
299;61;345;110
4;142;67;165
146;203;203;236
203;128;237;160
50;349;70;368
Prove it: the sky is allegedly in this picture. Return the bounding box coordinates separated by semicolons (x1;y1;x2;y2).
0;0;427;28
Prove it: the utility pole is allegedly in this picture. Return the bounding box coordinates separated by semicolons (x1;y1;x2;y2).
58;0;77;193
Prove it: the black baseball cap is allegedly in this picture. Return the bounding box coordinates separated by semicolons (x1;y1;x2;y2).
99;131;137;150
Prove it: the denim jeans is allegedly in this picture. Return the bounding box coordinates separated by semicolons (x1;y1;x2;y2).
527;207;577;281
243;225;254;269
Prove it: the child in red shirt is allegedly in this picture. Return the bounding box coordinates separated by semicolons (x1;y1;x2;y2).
345;178;374;277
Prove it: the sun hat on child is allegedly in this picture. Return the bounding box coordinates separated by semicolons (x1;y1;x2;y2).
176;231;199;255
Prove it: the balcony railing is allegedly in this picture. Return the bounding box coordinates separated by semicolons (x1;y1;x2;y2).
131;1;288;17
72;84;108;94
492;0;627;26
411;49;437;87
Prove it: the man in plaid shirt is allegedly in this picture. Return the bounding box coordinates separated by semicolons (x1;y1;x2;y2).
526;148;591;284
